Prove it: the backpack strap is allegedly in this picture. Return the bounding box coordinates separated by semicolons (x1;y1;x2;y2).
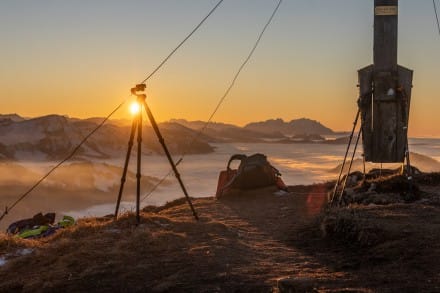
271;165;281;177
227;154;247;171
218;154;247;197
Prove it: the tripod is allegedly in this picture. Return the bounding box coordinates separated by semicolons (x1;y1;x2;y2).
114;84;199;224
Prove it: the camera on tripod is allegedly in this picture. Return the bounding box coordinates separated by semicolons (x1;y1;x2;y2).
131;84;146;95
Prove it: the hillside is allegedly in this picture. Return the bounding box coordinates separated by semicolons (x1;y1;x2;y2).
0;115;213;161
0;161;166;230
0;114;25;123
1;178;440;292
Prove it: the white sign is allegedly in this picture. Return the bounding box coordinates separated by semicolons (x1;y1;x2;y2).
375;6;398;16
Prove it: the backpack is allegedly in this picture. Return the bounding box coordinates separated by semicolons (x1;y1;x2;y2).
216;153;287;197
6;212;55;235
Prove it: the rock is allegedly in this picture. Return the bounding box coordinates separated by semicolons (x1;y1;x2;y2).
151;281;174;292
348;174;359;186
278;277;319;292
368;183;377;192
345;188;355;196
418;198;430;204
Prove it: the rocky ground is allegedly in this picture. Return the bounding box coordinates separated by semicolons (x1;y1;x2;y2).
0;174;439;292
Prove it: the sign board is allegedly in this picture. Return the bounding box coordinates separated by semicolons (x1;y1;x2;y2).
375;6;398;16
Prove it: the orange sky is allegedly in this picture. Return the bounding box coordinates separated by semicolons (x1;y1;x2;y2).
1;1;439;136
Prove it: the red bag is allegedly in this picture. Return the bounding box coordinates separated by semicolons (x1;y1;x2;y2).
276;176;288;192
215;169;237;198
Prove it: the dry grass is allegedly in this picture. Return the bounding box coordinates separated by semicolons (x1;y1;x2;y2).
0;233;40;253
1;180;440;292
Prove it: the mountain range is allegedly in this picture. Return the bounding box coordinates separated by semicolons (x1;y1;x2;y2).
170;117;335;139
0;114;213;161
244;118;334;136
0;114;338;161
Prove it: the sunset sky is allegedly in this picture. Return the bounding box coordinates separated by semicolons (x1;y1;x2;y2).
1;0;439;136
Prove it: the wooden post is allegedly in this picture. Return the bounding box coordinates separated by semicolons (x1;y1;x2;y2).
374;0;398;72
358;0;413;163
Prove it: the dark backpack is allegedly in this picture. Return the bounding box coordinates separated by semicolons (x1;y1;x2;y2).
226;153;279;189
6;212;56;234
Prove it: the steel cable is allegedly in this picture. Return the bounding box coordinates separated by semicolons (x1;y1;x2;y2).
141;0;283;203
140;0;224;84
434;0;440;36
0;102;125;222
0;0;224;222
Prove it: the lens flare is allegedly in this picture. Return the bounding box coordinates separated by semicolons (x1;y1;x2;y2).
130;102;141;116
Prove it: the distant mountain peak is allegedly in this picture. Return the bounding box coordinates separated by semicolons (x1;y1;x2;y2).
168;119;238;131
245;118;334;135
0;113;25;123
290;117;313;122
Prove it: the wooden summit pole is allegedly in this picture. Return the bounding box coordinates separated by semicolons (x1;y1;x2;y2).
358;0;413;163
374;0;398;72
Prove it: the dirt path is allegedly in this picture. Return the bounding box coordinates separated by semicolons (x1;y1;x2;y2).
153;185;359;291
1;183;440;292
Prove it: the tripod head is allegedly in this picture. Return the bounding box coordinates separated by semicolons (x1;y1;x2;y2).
131;84;146;96
131;84;147;106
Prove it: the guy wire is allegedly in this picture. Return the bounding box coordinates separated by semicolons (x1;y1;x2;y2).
0;101;126;222
141;0;283;203
0;0;224;222
140;0;224;84
434;0;440;36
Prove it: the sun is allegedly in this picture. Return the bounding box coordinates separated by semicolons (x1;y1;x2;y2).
129;102;141;116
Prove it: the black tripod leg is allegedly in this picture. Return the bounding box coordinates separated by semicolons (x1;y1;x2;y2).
338;127;362;205
115;118;138;219
136;110;143;225
405;141;413;198
142;100;199;220
330;109;360;205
